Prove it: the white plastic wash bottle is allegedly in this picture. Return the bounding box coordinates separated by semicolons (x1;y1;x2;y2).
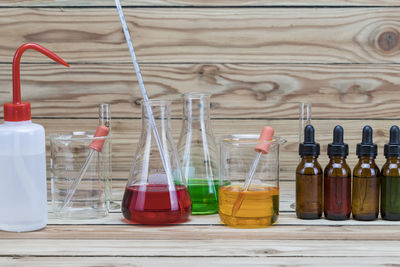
0;43;69;232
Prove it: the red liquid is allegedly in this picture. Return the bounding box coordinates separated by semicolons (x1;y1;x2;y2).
122;184;192;224
324;176;351;220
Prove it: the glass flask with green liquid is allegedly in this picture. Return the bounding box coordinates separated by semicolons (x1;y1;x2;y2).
177;93;224;214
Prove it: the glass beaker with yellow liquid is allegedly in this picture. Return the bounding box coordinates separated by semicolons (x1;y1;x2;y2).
219;134;285;228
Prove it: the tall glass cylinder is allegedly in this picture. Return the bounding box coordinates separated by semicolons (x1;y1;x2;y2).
177;93;221;214
122;100;191;224
299;102;312;144
98;103;115;211
99;103;111;129
291;102;312;210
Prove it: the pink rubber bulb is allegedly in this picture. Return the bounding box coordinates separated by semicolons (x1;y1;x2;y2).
89;125;110;152
254;126;275;154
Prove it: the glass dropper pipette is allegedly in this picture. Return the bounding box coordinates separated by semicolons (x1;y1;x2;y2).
232;126;275;215
61;126;109;211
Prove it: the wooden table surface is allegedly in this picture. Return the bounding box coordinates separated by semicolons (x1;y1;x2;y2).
1;196;400;266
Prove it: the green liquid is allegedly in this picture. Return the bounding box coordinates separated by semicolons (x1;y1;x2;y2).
382;176;400;220
272;194;280;224
187;179;228;215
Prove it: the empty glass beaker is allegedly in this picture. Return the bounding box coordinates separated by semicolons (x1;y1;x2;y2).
122;100;191;224
50;131;110;219
177;93;221;215
219;134;286;228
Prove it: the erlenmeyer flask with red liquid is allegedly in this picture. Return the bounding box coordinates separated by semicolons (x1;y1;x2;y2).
122;100;192;224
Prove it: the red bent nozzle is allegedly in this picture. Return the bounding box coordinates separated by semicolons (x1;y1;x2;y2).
5;43;69;121
13;43;69;104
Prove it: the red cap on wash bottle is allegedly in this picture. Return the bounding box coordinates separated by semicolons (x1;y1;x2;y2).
4;43;69;122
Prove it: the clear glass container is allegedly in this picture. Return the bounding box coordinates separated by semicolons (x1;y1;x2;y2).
99;103;118;211
121;100;191;224
299;102;312;143
177;93;220;215
219;134;286;228
50;131;110;219
291;102;312;210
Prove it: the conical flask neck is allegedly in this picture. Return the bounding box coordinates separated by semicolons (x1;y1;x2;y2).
141;100;171;130
183;93;212;130
142;100;170;119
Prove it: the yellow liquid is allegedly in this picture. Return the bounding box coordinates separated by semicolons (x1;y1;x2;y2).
219;185;279;228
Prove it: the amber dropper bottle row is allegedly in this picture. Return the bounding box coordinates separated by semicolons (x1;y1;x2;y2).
296;125;400;221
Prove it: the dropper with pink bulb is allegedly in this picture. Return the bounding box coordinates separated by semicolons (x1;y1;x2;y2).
232;126;275;215
61;125;110;211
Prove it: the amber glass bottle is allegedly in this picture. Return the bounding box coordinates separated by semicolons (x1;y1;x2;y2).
381;126;400;221
324;126;351;220
352;125;380;221
296;125;323;219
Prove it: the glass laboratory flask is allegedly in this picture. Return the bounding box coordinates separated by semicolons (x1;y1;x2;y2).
177;93;221;214
121;100;191;224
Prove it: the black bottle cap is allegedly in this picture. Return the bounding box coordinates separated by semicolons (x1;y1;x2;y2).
328;125;348;157
384;125;400;158
299;125;320;157
356;125;377;157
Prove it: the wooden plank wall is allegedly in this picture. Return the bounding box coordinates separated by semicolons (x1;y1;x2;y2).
0;0;400;199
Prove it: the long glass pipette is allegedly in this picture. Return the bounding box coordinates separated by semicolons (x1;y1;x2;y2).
114;0;178;209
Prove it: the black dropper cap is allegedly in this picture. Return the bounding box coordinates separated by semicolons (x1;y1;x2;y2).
299;125;320;157
384;126;400;158
356;125;377;158
328;125;349;157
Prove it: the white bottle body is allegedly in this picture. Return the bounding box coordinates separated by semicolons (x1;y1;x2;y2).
0;121;47;232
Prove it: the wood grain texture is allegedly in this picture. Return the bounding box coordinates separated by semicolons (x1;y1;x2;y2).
2;64;400;119
3;219;400;240
1;213;400;266
0;8;400;63
1;239;400;257
1;257;400;267
0;0;399;7
45;212;400;226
